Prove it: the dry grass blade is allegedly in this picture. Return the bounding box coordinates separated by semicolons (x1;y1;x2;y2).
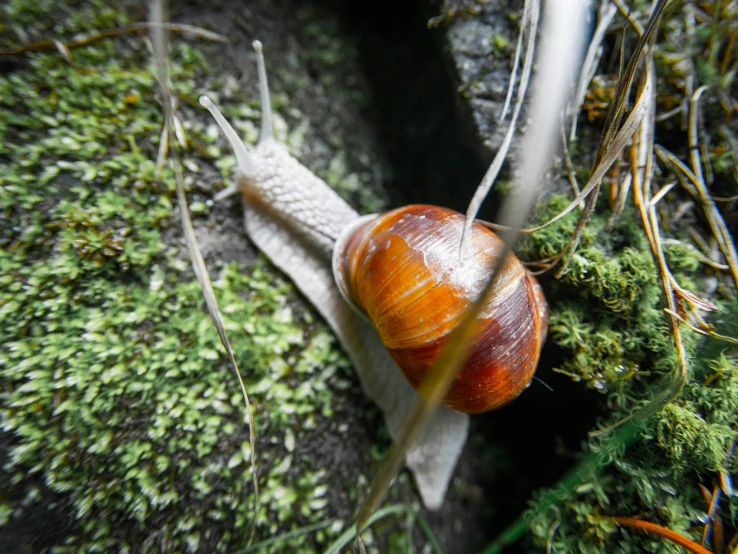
610;517;713;554
664;309;738;345
0;21;227;56
655;143;738;288
148;0;259;545
591;55;691;437
612;0;645;34
522;77;651;237
597;0;664;156
355;0;589;538
561;124;585;209
461;0;539;253
500;0;529;120
555;0;669;277
688;86;738;287
569;0;618;141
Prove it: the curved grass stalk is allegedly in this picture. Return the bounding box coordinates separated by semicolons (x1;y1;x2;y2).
323;504;423;554
355;0;589;539
460;0;539;255
610;517;713;554
0;21;227;56
149;0;259;545
555;0;668;277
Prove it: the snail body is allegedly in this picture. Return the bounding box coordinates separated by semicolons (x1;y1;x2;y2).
199;40;546;508
334;205;547;414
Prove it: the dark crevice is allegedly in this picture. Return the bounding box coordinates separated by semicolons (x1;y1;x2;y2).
309;1;603;551
0;433;78;554
316;0;490;215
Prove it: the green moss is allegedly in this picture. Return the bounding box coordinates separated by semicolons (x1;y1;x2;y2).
520;98;737;554
520;196;686;392
646;353;738;472
529;353;738;553
0;0;125;47
493;35;509;50
0;2;392;552
516;11;738;538
653;403;735;472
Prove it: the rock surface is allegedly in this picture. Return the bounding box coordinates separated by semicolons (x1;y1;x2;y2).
439;0;524;159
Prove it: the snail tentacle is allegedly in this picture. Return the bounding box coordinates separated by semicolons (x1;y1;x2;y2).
252;40;274;145
199;95;253;177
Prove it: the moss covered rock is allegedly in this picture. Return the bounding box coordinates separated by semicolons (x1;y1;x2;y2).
0;1;393;551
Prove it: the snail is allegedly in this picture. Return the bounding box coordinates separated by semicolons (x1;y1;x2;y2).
199;40;547;508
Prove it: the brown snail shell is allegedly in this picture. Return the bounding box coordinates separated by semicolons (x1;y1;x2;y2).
333;204;548;414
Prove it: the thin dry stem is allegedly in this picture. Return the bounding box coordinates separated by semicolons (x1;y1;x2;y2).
0;21;227;56
461;0;539;254
655;143;738;288
149;0;258;545
688;87;738;286
356;0;589;535
555;0;668;277
611;517;713;554
590;54;693;437
500;1;528;121
663;310;738;345
561;123;585;209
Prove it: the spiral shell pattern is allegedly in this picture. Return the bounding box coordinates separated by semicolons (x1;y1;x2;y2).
334;205;548;414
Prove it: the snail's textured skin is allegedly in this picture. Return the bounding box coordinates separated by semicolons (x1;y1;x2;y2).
335;205;548;413
238;141;357;258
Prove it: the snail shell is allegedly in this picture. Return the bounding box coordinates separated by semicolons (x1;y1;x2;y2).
334;205;548;414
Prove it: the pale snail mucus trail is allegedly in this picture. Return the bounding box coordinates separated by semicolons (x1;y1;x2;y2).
199;40;469;510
